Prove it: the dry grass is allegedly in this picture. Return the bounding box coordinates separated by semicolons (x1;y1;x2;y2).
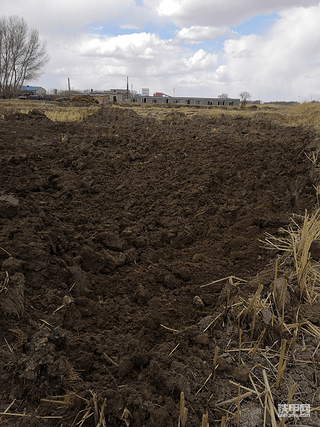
2;99;320;131
284;102;320;131
46;105;99;122
114;102;281;121
178;392;188;427
0;99;99;122
195;214;320;425
115;101;320;134
264;208;320;303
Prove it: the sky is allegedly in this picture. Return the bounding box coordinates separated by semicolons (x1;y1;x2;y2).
2;0;320;102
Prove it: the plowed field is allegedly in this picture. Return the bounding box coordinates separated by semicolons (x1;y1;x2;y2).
1;103;320;426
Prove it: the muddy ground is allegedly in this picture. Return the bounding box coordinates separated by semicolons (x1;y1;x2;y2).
0;104;320;426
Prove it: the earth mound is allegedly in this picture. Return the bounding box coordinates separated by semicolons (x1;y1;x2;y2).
71;94;99;104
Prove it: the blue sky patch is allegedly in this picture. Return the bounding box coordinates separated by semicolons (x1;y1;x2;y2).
232;13;279;36
86;22;178;39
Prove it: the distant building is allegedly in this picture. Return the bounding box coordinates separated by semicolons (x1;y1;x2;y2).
127;95;240;106
20;85;46;98
92;89;129;103
90;88;240;106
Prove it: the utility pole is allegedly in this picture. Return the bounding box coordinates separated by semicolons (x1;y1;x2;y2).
68;78;71;93
127;76;129;99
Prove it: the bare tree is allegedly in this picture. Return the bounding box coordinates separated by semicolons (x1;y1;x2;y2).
218;93;228;99
239;91;251;108
0;16;49;98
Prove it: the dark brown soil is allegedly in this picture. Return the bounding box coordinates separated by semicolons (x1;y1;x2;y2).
0;105;319;426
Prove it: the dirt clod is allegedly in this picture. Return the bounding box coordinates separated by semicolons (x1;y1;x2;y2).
232;364;251;384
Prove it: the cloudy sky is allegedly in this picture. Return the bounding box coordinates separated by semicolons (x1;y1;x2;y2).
2;0;320;101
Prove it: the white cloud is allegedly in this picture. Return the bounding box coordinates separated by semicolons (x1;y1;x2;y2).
1;0;149;36
175;26;238;44
78;32;163;59
214;4;320;100
181;49;217;70
40;30;219;94
145;0;320;26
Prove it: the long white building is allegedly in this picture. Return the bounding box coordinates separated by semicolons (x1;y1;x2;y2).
127;95;240;106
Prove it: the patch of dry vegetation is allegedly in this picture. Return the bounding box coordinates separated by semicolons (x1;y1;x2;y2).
44;105;99;122
283;102;320;132
114;101;283;120
116;101;320;133
0;99;99;121
1;99;320;132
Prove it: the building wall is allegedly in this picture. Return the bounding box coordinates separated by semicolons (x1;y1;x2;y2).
93;92;126;103
128;96;240;106
35;88;46;96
